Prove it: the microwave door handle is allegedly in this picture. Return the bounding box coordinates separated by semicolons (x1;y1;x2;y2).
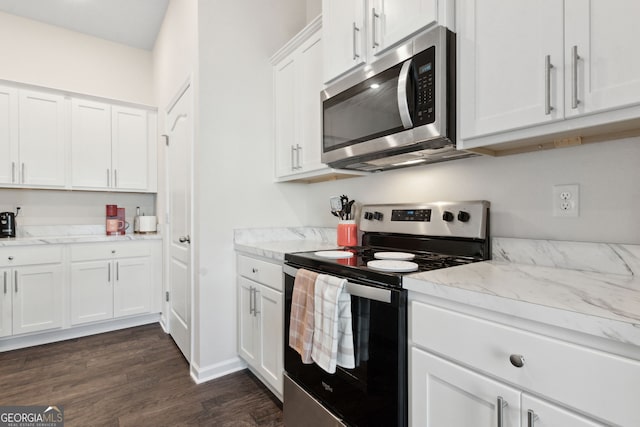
397;59;414;129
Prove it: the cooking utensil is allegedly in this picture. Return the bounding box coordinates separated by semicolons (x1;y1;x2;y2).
345;200;355;220
330;196;343;218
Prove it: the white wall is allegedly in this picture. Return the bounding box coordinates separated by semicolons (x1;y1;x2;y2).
306;0;322;22
302;138;640;244
194;0;307;374
0;11;156;226
0;11;153;105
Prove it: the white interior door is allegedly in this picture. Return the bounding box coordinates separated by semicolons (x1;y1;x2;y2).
166;83;193;361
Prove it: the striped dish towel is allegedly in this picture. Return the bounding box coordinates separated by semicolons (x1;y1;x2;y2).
289;269;318;364
311;274;355;373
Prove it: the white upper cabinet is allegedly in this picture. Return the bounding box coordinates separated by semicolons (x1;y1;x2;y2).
18;89;66;187
0;86;18;185
71;99;112;189
111;106;151;191
369;0;437;59
458;0;564;140
322;0;366;84
71;99;156;192
458;0;640;151
323;0;450;83
564;0;640;118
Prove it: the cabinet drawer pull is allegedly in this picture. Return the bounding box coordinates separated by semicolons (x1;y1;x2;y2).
527;409;539;427
8;256;13;261
3;271;6;294
571;45;581;109
116;262;119;281
249;286;254;315
496;396;507;427
14;270;18;293
252;268;258;274
352;22;360;60
544;55;554;115
509;354;525;368
108;263;111;282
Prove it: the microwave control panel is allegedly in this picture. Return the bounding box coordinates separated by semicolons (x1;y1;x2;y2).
414;46;436;125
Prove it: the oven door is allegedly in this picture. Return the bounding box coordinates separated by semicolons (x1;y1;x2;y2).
283;264;407;427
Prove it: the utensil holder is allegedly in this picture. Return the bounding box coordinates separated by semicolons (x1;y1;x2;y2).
337;220;358;247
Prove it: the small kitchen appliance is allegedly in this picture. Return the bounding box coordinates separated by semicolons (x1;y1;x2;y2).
0;208;19;238
284;201;490;426
134;207;157;234
321;25;475;171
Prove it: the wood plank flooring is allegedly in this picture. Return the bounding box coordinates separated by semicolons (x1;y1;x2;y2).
0;324;283;426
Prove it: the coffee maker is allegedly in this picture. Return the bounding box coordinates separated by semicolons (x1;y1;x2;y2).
0;207;20;238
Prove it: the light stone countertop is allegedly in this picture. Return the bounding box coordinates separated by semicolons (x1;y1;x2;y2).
0;225;161;247
405;237;640;347
234;226;338;261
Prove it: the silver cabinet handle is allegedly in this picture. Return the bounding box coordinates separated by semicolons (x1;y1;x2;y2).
249;286;254;315
108;263;111;282
116;262;119;281
527;409;539;427
253;287;260;317
3;271;6;294
571;45;581;109
21;163;25;184
114;169;118;188
107;169;110;187
178;235;191;244
14;270;17;293
544;55;554;115
497;396;507;427
372;8;380;48
352;22;360;60
509;354;525;368
11;162;15;183
397;59;414;129
296;144;301;169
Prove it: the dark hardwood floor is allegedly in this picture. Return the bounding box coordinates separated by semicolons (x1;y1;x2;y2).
0;324;283;426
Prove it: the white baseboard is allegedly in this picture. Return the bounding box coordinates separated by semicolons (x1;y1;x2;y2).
0;314;160;352
189;357;247;384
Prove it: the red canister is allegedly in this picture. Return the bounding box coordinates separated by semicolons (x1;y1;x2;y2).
106;204;117;217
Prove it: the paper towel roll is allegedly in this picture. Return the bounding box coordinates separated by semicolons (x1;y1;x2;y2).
135;216;157;233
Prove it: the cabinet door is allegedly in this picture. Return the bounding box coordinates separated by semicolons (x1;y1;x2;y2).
322;0;366;83
0;269;12;337
70;260;113;325
71;99;112;189
258;284;283;395
111;106;148;191
0;85;18;185
12;264;64;335
411;347;520;427
238;277;258;367
458;0;564;140
113;257;151;318
296;31;324;173
370;0;437;58
274;54;297;177
564;0;640;118
18;90;67;187
522;394;605;427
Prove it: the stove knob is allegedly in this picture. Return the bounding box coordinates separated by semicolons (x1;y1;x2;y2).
373;211;384;221
457;211;470;222
364;212;373;220
442;211;454;222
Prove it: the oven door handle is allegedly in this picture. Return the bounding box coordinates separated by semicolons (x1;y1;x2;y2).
397;58;414;129
284;265;392;304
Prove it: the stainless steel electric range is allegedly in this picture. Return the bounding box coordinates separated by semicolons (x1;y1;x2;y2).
283;201;490;427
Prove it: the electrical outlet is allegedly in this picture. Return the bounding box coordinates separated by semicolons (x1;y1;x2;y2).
553;184;579;217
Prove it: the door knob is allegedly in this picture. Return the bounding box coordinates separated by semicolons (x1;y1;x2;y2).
178;235;191;244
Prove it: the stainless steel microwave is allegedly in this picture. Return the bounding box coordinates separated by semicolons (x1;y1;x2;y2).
321;25;473;172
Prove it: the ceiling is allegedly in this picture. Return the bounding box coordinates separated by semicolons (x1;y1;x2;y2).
0;0;169;50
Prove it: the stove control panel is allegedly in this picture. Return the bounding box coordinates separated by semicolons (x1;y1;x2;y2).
360;201;489;239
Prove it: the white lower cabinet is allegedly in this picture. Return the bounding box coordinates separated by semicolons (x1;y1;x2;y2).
409;297;638;426
237;254;283;398
0;246;64;337
70;242;153;325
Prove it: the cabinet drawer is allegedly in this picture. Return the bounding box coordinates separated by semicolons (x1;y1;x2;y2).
0;246;63;267
410;301;640;426
237;254;282;291
70;241;151;261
